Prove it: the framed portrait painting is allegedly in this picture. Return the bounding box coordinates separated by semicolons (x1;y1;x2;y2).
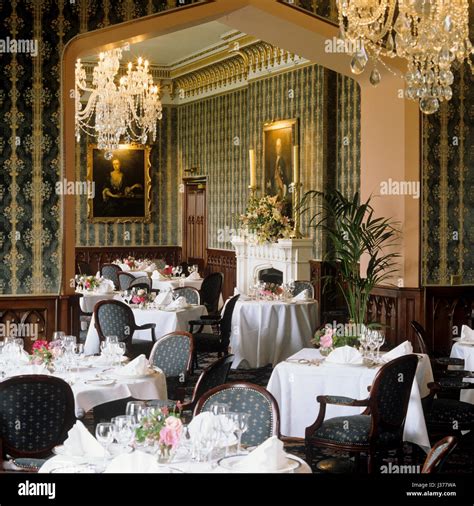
87;144;151;223
263;119;298;201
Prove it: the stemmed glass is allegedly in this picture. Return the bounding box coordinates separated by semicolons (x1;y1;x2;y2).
375;330;385;362
95;422;114;471
230;413;250;455
126;401;146;430
52;331;65;342
112;415;134;452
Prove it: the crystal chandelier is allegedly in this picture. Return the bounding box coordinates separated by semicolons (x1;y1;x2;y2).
75;48;163;159
337;0;473;114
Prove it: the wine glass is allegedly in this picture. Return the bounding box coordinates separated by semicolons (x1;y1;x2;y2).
193;265;199;276
176;265;182;277
126;401;146;429
52;331;65;342
112;415;133;452
116;342;126;365
230;413;250;455
95;423;114;471
375;330;385;361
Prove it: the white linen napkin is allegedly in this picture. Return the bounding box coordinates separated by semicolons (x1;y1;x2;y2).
188;412;236;447
234;436;288;472
381;340;413;363
460;325;474;342
187;271;201;280
292;289;310;301
144;263;157;273
155;290;172;306
97;279;115;294
62;421;105;457
105;451;166;473
119;263;130;271
166;296;188;310
326;345;363;365
152;270;168;281
115;354;150;377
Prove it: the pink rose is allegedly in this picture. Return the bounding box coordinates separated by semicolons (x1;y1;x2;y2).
165;415;182;432
159;426;181;448
320;334;333;348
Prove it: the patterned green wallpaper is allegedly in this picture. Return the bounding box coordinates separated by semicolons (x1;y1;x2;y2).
177;65;361;257
76;106;179;247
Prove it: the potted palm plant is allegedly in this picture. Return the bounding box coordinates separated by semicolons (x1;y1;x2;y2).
300;190;400;341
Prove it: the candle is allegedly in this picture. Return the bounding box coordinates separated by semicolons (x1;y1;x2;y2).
249;149;257;188
293;145;300;184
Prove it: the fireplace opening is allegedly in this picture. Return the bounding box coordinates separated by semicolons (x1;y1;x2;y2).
258;268;283;285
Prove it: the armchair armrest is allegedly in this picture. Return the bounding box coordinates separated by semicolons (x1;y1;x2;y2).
136;323;156;330
316;395;369;408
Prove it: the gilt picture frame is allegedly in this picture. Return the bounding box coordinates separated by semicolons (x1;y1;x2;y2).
87;144;152;223
263;118;298;201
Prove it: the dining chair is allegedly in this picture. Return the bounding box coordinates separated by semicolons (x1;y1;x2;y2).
199;272;223;316
422;381;474;438
193;382;280;446
305;354;419;473
0;375;75;472
293;280;315;298
94;299;156;358
100;263;122;290
173;286;201;305
118;272;151;291
149;331;194;400
189;294;240;369
410;320;464;370
421;436;458;474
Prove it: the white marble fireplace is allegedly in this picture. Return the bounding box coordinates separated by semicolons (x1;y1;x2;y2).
231;236;314;294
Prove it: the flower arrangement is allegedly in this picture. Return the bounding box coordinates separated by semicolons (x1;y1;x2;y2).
159;265;174;278
130;288;153;306
30;340;55;365
134;405;183;458
312;323;361;353
75;274;103;291
114;257;153;270
239;195;292;244
258;282;284;299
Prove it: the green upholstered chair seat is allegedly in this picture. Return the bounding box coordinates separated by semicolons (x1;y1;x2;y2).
428;398;474;426
309;415;401;447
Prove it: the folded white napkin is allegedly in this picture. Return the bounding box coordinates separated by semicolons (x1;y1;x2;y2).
115;354;150;377
167;296;188;310
326;345;363;365
105;451;166;473
62;421;105;458
234;436;288;472
155;290;172;306
382;340;413;363
187;271;201;280
292;289;310;301
119;263;130;271
97;279;115;294
152;270;168;281
188;412;236;448
460;325;474;341
144;263;157;273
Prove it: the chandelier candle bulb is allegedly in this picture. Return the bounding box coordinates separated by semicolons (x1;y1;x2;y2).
249;149;257;189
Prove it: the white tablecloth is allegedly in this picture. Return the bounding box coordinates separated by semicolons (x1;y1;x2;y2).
230;300;319;369
267;348;433;450
84;305;206;355
77;291;121;314
451;341;474;404
5;358;167;417
151;278;203;291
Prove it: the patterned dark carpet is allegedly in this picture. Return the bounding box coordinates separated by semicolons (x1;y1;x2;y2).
85;351;474;474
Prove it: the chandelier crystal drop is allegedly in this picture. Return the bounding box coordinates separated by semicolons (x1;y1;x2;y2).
75;48;163;158
337;0;473;114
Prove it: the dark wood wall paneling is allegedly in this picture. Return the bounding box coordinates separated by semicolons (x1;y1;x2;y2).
206;249;237;301
75;246;182;276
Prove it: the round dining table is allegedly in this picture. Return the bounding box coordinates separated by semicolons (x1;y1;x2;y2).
230;299;319;369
